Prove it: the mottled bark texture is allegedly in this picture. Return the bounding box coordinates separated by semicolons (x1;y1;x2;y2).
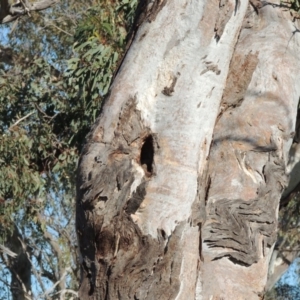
76;0;300;299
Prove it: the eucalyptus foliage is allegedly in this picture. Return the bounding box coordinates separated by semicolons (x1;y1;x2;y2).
0;0;138;297
0;0;138;229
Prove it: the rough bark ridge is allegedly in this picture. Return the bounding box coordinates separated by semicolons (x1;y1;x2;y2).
200;2;300;298
77;0;300;299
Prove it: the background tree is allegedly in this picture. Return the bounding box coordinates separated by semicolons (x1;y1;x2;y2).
0;0;138;298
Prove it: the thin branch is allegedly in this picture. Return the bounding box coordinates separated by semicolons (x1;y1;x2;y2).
0;244;17;258
42;17;73;36
0;272;11;287
34;103;48;116
41;269;57;282
1;0;59;24
52;288;78;298
9;111;35;130
40;267;70;298
278;248;300;252
33;103;53;119
26;0;58;11
22;245;48;297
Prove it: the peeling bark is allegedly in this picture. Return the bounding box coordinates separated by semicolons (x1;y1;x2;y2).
77;0;300;299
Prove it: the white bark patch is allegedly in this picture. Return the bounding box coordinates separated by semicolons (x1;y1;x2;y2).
231;178;242;189
174;225;199;300
115;0;250;238
130;160;145;195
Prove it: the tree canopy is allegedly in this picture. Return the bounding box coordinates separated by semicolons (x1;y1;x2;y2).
0;0;137;298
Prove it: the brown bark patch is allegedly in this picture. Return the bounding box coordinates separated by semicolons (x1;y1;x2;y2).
221;51;259;111
93;218;187;299
77;97;156;297
199;0;219;47
146;0;168;23
214;0;234;41
77;96;177;298
125;181;147;214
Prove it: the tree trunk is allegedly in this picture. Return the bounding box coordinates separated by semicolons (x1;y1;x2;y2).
6;226;32;300
76;0;300;299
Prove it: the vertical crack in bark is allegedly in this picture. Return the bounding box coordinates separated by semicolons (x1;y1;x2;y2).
146;0;168;23
198;223;204;262
191;141;213;265
204;175;212;205
214;0;234;41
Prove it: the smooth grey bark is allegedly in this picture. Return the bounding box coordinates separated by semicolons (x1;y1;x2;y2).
76;0;300;299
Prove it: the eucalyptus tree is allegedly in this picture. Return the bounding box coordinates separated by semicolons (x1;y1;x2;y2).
1;0;300;299
76;0;300;299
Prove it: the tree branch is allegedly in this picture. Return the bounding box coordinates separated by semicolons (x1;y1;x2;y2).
0;0;58;24
9;111;35;131
0;244;17;258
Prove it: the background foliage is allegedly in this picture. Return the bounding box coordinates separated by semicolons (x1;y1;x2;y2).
0;0;138;298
